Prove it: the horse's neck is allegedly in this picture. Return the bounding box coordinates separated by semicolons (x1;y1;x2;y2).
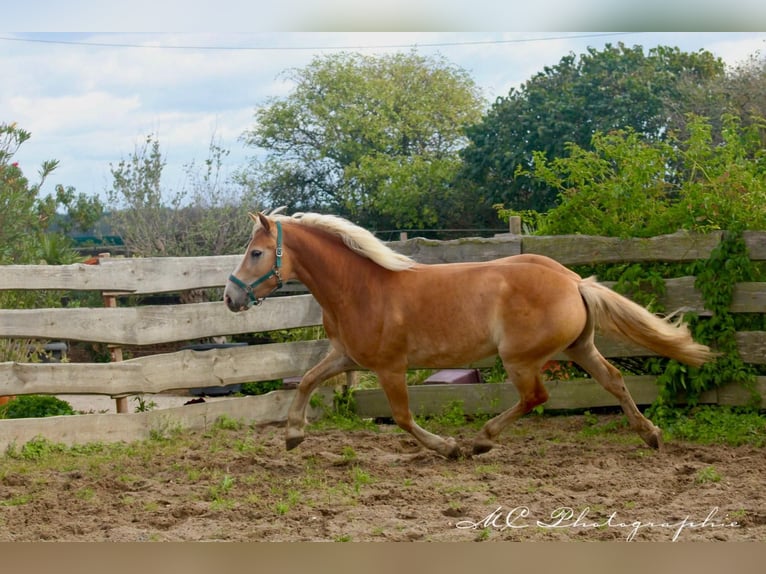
286;224;382;306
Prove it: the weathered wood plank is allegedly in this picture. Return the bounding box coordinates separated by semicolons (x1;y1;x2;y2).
353;376;762;419
715;377;766;408
0;388;333;452
735;331;766;365
743;231;766;261
0;294;324;345
353;376;662;418
0;340;332;396
13;326;765;398
388;236;522;263
731;283;766;313
0;255;242;294
520;231;722;265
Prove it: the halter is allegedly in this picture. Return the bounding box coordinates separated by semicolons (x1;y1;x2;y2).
228;221;283;307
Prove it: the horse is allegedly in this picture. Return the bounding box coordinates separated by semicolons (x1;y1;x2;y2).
224;211;716;459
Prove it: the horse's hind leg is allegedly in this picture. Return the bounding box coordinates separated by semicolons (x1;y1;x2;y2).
285;346;357;451
473;362;549;455
377;369;461;459
564;338;663;450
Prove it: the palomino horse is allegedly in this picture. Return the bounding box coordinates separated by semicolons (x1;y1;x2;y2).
224;211;716;458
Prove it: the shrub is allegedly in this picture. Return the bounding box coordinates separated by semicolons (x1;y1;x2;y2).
0;395;75;419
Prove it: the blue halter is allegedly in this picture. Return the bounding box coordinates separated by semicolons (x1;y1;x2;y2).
228;221;283;307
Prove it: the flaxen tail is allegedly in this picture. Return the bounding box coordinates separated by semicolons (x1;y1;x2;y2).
578;277;717;367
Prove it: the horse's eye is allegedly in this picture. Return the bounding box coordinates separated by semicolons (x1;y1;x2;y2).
250;249;262;258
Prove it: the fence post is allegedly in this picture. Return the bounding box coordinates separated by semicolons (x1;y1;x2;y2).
508;216;522;235
99;253;129;414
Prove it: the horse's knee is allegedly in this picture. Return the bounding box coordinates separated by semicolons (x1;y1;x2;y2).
522;384;549;412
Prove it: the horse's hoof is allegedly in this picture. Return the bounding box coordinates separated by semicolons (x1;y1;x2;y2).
640;427;664;451
472;439;494;455
285;434;305;451
445;443;462;460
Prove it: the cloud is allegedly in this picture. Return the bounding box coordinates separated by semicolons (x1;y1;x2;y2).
8;92;142;133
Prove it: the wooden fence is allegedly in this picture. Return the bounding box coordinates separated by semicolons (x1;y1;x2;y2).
1;229;765;450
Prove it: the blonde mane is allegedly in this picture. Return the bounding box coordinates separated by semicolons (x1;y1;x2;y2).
261;211;416;272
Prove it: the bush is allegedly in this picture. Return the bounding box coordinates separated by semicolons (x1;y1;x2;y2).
240;380;283;396
0;395;76;419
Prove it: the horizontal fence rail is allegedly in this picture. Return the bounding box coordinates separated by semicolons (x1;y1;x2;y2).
1;230;765;449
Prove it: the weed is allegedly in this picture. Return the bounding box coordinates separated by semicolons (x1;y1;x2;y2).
695;466;722;485
474;463;500;476
133;395;157;413
10;437;66;461
418;400;467;429
658;406;766;447
274;501;290;515
214;414;244;431
475;527;491;541
583;410;599;427
309;388;377;432
334;534;352;542
351;466;373;494
0;494;31;506
76;487;96;501
208;474;235;502
580;413;630;438
341;446;357;463
233;437;263;454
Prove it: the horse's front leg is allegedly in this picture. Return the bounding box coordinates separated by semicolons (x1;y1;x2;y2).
285;347;357;450
376;369;462;459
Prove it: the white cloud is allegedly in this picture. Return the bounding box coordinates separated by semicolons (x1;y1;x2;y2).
8;92;142;134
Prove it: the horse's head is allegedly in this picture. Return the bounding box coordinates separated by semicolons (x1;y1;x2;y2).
224;212;285;312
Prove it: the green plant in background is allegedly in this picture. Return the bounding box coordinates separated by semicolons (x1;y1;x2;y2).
1;122;103;265
496;113;766;416
0;395;75;419
133;395;158;413
240;380;283;396
659;405;766;447
309;387;377;432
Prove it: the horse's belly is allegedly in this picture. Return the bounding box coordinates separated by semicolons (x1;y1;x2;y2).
402;312;500;368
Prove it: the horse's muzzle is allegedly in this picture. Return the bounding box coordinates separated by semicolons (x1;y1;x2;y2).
223;283;249;312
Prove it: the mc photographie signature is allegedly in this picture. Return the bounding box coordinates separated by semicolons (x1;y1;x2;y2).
455;505;740;541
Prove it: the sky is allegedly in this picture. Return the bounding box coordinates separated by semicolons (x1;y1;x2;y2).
2;7;766;206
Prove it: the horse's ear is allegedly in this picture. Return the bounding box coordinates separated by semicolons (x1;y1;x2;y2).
251;211;271;233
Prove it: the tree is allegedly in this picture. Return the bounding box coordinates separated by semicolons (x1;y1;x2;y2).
460;43;725;214
0;122;102;265
667;50;766;145
1;122;104;365
498;114;766;237
243;51;485;230
107;133;262;258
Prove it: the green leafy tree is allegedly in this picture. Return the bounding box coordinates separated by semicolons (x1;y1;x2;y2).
1;122;103;364
243;51;485;230
501;114;766;237
461;43;724;215
0;122;102;265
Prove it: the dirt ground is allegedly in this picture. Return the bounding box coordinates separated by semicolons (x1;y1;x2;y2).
0;413;763;542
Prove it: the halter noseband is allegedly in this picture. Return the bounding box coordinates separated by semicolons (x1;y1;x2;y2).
228;221;283;307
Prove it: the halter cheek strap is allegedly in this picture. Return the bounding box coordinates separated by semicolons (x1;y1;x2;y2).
228;221;283;307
